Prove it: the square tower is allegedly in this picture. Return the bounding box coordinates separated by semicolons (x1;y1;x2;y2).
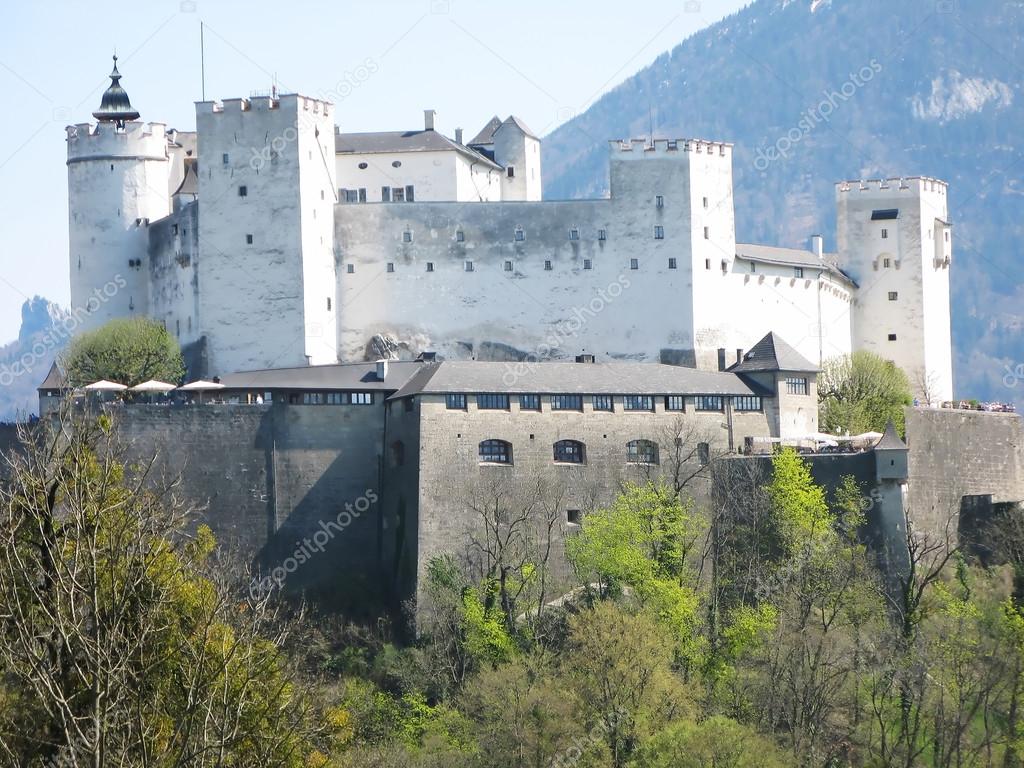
836;178;953;404
196;94;337;375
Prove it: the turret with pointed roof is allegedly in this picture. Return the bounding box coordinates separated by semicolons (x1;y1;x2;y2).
92;55;140;128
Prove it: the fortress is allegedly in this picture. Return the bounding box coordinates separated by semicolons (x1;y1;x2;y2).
67;59;954;403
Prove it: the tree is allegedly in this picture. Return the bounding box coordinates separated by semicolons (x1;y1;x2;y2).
64;317;185;387
818;350;912;436
629;715;794;768
0;410;323;766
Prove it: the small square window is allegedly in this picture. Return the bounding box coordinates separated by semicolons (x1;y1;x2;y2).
888;291;898;301
238;185;248;197
381;186;391;202
704;226;710;240
593;395;613;412
359;188;367;203
883;258;891;268
446;393;467;410
750;262;756;273
668;258;677;269
519;394;541;411
405;185;415;202
504;261;513;272
665;395;685;411
456;230;465;242
326;297;332;311
794;267;804;278
507;166;515;178
402;231;412;243
569;228;580;241
465;261;474;272
567;509;582;526
426;262;434;272
583;259;593;270
346;264;355;274
703;196;708;208
544;260;552;270
888;333;897;341
655;195;664;208
597;229;607;241
630;258;639;270
654;226;664;240
222;153;229;165
881;228;889;239
386;262;395;273
705;259;711;270
514;228;525;242
245;234;253;245
393;187;405;202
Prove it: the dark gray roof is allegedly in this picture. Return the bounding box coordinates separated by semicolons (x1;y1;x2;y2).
499;115;537;139
876;419;907;450
728;332;818;373
335;129;501;170
388;361;768;400
469;116;502;146
734;243;856;286
38;361;67;391
217;361;425;391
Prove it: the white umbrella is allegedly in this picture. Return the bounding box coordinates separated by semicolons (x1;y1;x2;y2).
130;379;176;392
84;380;128;391
178;380;225;391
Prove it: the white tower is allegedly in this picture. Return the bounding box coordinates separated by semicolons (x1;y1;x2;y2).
67;57;172;331
196;93;337;375
837;177;954;404
493;116;542;201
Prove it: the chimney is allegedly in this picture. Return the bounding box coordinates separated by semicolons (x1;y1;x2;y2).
375;359;389;381
575;354;596;364
736;349;744;365
717;348;727;371
810;234;824;260
424;109;436;131
455;127;463;145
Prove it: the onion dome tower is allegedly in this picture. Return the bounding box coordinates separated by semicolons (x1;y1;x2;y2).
92;55;140;128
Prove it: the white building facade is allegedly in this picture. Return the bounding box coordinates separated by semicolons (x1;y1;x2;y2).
65;61;955;404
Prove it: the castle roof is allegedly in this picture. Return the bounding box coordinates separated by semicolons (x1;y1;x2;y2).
469;116;503;146
37;361;67;392
875;419;907;450
734;243;856;287
92;55;140;126
388;360;770;401
335;129;501;170
728;332;818;374
216;361;425;391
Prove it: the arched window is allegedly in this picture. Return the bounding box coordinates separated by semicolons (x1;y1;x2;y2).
626;439;659;465
553;439;585;464
479;439;512;464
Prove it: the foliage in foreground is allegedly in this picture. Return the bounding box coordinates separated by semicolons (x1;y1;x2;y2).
64;316;185;387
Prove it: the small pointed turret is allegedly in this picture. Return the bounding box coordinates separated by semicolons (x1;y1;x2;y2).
92;55;140;128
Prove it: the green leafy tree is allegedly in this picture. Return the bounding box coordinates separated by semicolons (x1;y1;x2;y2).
818;350;913;436
628;715;794;768
64;317;185;387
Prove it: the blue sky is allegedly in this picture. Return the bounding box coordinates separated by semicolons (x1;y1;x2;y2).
0;0;750;342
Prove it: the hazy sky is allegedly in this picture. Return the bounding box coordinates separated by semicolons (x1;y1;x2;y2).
0;0;750;342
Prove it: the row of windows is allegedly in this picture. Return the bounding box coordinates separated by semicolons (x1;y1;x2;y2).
353;226;687;245
288;391;375;405
477;438;686;466
785;377;809;396
344;257;684;275
744;262;807;279
445;393;761;413
340;185;416;203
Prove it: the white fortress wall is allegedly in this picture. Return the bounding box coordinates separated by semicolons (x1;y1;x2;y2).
337;149;463;203
147;200;200;349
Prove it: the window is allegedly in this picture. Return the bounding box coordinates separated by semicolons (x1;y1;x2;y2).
695;395;724;411
583;259;593;270
567;509;582;526
426;262;434;272
346;264;355;274
569;228;580;241
358;188;367;202
544;260;552;271
326;297;332;311
593;395;613;412
506;166;515;178
402;231;412;243
392;187;405;202
245;234;253;245
697;442;710;466
172;224;178;235
465;260;474;272
750;262;756;273
504;260;513;272
881;228;889;239
445;393;467;409
551;394;583;411
302;392;324;405
630;258;639;270
883;258;891;268
665;395;685;411
888;333;897;341
358;162;368;169
387;262;395;272
456;230;465;242
405;185;415;202
345;189;359;203
382;186;391;202
785;377;809;395
477;394;510;410
221;153;229;165
391;160;402;168
734;395;762;412
626;439;659;464
519;394;541;411
794;267;804;278
514;228;525;242
668;258;677;269
703;196;708;208
238;185;248;197
656;195;664;208
350;392;373;405
704;226;710;240
554;439;585;464
598;229;606;241
654;226;664;240
479;439;512;464
888;291;898;301
623;395;654;411
705;258;711;270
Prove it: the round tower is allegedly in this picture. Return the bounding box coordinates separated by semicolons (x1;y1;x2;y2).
67;56;171;332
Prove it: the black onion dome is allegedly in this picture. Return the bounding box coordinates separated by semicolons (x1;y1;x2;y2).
92;55;140;126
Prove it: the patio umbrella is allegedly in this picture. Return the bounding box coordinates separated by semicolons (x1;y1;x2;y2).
130;379;176;392
84;380;128;391
177;380;226;404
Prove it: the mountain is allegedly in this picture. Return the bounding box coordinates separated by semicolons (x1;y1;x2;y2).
0;298;69;422
542;0;1022;403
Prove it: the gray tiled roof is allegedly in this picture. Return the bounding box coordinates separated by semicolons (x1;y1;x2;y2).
388;361;769;400
500;115;537;139
875;419;907;450
469;116;502;146
728;332;818;373
37;361;67;390
335;129;501;170
218;361;425;391
734;243;856;286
